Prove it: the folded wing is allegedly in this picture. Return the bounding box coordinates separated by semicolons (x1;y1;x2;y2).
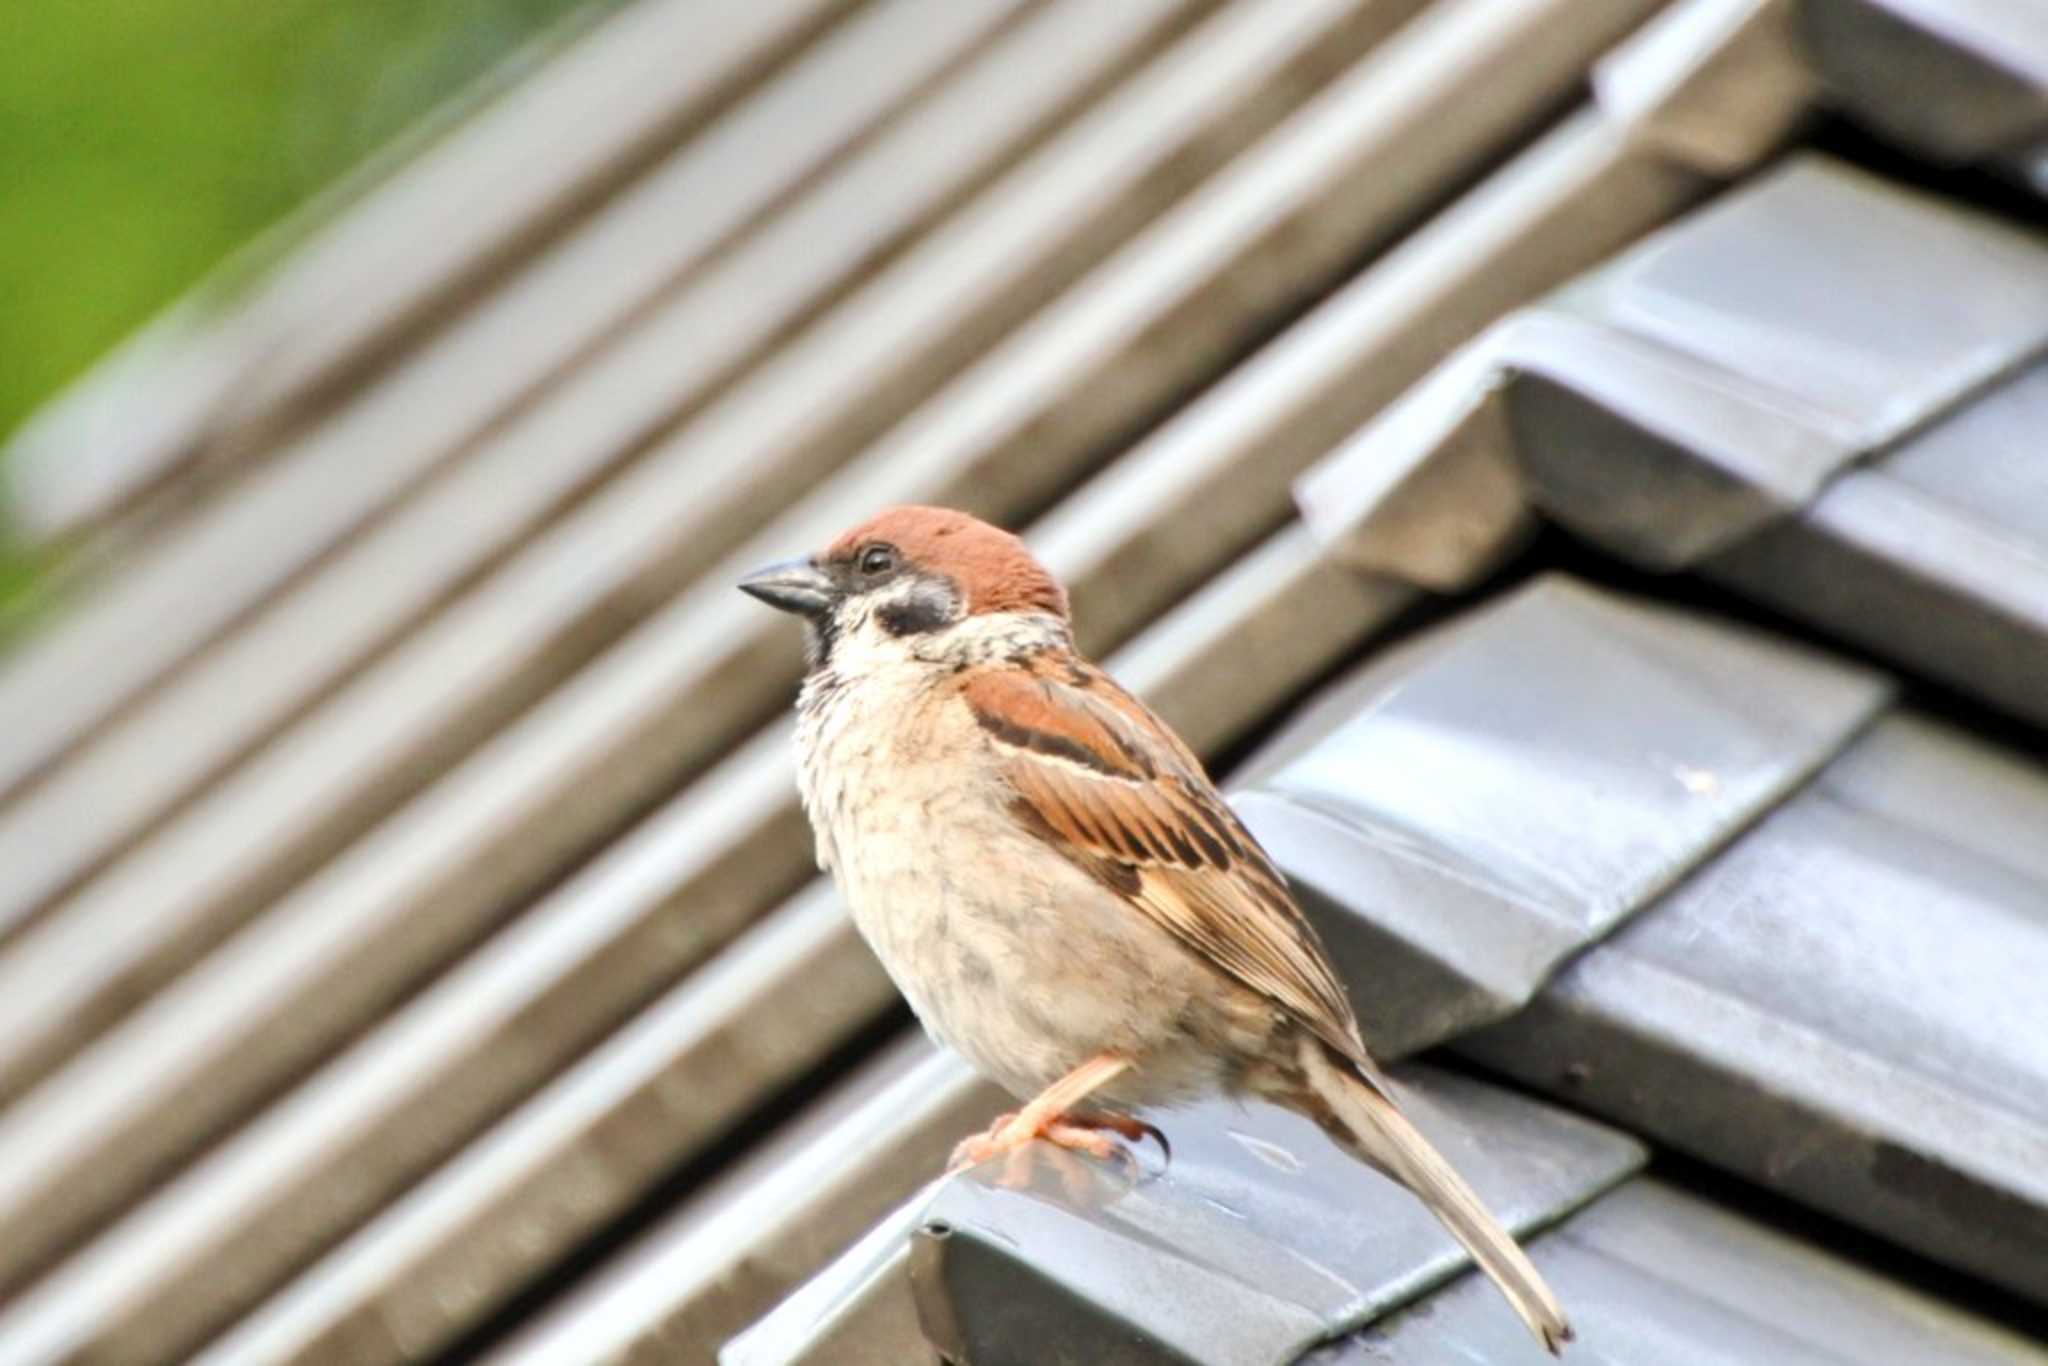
959;661;1373;1074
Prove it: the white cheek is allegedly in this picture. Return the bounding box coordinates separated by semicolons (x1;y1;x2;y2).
828;610;922;677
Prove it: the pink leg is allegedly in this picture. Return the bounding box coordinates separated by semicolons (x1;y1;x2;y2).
946;1054;1136;1177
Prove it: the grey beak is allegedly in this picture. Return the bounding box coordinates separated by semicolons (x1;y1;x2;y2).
738;557;837;617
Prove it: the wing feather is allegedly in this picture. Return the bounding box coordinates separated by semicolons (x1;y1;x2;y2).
961;663;1369;1067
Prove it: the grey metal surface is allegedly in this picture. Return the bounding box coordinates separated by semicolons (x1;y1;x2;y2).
737;1066;1644;1366
748;1174;2048;1366
0;856;858;1363
1292;0;1818;587
1538;152;2048;725
1233;575;1888;1059
1512;154;2048;557
1030;0;1810;664
1315;1179;2048;1364
720;1196;939;1366
1461;709;2048;1306
1802;0;2048;166
182;888;895;1366
1592;0;1817;174
1300;153;2048;729
494;1041;1002;1366
1703;355;2048;730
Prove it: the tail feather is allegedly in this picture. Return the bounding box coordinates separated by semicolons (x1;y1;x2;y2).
1297;1040;1572;1355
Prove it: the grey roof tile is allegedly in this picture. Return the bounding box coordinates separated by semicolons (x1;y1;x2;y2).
1703;356;2048;728
183;886;891;1365
1802;0;2048;166
505;1041;1000;1366
733;1066;1644;1366
1590;0;1818;174
1461;709;2048;1304
719;1192;939;1366
1502;154;2048;563
1223;567;2048;1299
1545;157;2048;438
737;1079;2048;1365
1051;0;1813;617
1298;153;2048;727
1314;1179;2048;1364
1234;575;1889;1058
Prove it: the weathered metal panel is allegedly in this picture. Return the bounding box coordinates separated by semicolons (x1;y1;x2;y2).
1463;711;2048;1305
1237;576;1888;1058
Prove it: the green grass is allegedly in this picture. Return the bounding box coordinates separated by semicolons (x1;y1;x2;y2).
0;0;598;645
0;0;595;443
0;535;47;645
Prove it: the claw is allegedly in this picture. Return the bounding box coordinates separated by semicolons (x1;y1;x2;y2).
943;1054;1161;1190
945;1108;1169;1189
1073;1112;1171;1173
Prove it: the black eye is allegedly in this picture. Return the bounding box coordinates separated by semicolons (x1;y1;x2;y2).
859;544;896;577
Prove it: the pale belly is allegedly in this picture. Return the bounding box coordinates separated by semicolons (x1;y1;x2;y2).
797;661;1276;1109
828;790;1264;1108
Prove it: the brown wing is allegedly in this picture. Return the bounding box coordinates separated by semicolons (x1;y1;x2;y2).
959;660;1371;1068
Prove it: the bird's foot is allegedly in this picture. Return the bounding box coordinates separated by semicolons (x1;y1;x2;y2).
947;1109;1169;1195
948;1108;1123;1169
943;1054;1168;1196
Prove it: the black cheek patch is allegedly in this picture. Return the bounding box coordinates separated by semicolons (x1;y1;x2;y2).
877;590;955;637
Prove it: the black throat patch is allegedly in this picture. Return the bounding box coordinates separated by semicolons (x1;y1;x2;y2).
803;613;840;672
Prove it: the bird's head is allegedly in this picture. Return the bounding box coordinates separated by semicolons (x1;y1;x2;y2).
738;506;1069;672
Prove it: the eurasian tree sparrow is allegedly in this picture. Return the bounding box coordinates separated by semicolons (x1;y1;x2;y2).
740;506;1571;1353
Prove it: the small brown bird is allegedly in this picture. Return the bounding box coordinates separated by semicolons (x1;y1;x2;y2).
740;506;1571;1353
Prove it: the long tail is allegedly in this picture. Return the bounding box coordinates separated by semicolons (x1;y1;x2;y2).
1294;1039;1572;1354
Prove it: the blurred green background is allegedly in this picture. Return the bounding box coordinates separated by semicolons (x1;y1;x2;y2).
0;0;600;638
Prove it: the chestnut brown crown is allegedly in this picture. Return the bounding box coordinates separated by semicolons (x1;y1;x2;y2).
824;506;1068;620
